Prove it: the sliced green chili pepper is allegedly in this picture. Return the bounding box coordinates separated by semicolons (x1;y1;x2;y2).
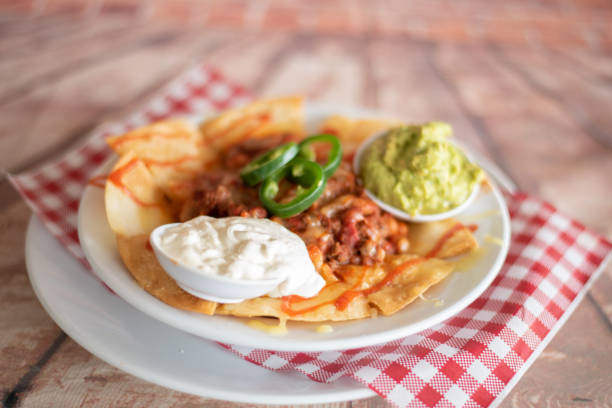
240;142;299;186
298;134;342;179
259;157;325;218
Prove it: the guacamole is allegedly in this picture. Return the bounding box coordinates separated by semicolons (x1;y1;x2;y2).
360;122;482;215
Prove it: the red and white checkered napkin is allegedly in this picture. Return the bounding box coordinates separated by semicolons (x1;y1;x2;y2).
8;64;612;408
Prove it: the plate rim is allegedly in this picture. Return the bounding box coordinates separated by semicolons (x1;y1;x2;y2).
25;216;376;403
78;103;512;351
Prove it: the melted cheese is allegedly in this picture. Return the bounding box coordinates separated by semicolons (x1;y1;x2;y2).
247;318;288;335
418;293;444;307
484;235;505;247
315;324;334;334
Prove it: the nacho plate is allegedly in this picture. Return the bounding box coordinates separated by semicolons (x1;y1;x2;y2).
78;102;510;351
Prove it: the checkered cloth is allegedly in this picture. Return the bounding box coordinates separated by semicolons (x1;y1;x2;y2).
9;64;612;408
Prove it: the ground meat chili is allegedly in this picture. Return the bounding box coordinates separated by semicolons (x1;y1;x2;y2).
179;136;411;270
178;170;268;220
223;134;295;170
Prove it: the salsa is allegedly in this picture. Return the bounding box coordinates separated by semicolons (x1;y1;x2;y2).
360;122;483;215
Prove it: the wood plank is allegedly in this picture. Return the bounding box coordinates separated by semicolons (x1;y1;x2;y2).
0;199;64;396
588;266;612;328
192;31;295;93
481;46;612;239
0;29;236;172
496;46;612;149
0;14;112;56
250;35;367;105
552;47;612;80
20;335;356;407
0;20;176;103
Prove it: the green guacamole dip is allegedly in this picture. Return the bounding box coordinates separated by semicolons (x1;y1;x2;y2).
360;122;482;215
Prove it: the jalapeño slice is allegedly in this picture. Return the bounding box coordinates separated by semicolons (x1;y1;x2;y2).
259;157;326;218
240;142;299;186
297;134;342;179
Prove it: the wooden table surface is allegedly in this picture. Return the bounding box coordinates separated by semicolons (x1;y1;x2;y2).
1;1;611;407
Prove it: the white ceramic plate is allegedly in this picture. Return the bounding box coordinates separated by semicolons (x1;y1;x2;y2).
78;103;511;352
26;216;374;403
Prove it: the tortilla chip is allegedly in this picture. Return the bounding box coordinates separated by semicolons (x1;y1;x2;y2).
408;219;478;258
334;263;386;289
106;120;213;201
116;234;217;315
107;120;201;157
105;152;174;236
199;97;304;152
217;281;374;322
319;115;401;155
218;254;452;320
367;255;453;316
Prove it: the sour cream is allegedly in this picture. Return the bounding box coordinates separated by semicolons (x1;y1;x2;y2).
157;216;325;298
